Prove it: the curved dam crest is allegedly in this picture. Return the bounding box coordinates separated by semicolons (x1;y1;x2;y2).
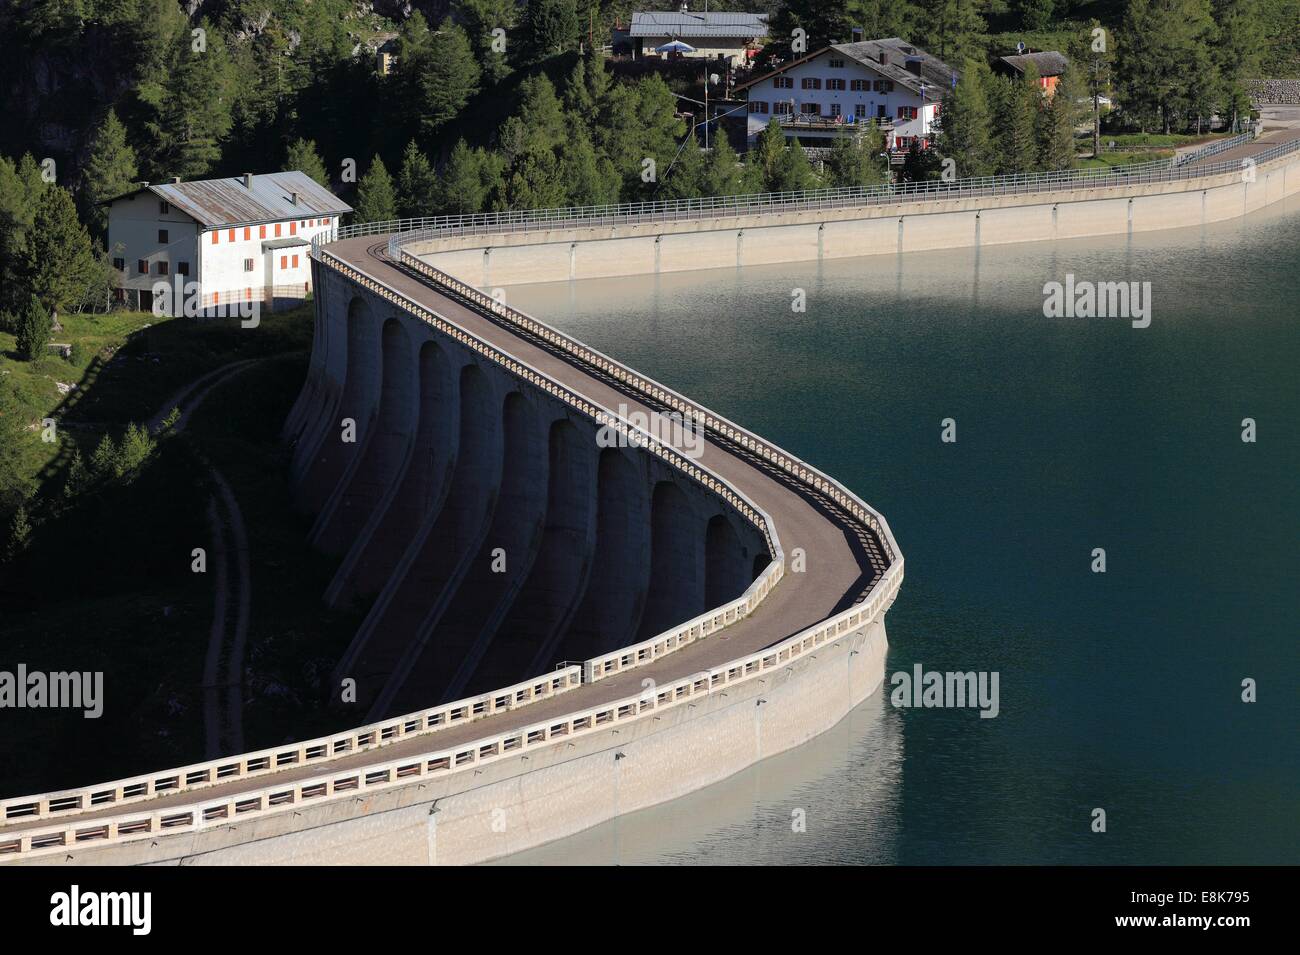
3;133;1298;865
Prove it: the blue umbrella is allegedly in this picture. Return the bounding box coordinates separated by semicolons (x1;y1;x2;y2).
656;40;697;54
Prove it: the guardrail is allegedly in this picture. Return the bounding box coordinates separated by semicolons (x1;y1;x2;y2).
1;559;902;860
317;127;1300;252
1;668;582;825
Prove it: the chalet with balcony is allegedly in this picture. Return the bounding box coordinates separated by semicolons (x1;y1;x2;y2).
736;38;957;155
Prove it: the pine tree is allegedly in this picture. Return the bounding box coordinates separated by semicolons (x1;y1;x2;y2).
117;422;155;476
1038;66;1083;171
14;294;52;362
143;19;235;179
6;503;31;561
702;134;752;196
19;187;102;322
521;0;580;64
419;19;482;139
936;61;995;177
440;140;488;214
453;0;516;83
1069;20;1116;157
285;139;328;187
1116;0;1219;133
63;446;89;499
661;136;708;200
80;110;138;237
90;434;118;478
825;128;889;188
913;0;986;66
1019;0;1055;30
355;156;396;223
559;131;620;206
397;141;439;219
994;67;1042;174
752;119;790;191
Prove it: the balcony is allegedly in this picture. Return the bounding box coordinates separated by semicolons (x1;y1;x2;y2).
773;114;893;135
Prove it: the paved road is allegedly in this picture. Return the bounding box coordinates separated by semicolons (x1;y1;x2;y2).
0;237;891;835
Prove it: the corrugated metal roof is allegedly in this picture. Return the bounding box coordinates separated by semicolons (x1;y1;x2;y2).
628;11;768;38
999;51;1069;77
262;236;311;250
142;171;351;228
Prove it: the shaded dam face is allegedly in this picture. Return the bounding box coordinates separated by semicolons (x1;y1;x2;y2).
286;264;769;720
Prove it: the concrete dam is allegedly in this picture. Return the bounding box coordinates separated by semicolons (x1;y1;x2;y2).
4;129;1298;865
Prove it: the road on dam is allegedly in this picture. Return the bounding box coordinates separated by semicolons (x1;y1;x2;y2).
0;235;893;838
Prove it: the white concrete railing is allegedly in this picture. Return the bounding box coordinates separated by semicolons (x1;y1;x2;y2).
1;669;581;825
0;559;902;860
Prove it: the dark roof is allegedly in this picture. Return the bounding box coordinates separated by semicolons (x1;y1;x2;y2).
628;11;768;39
106;171;351;227
998;51;1069;78
736;38;959;96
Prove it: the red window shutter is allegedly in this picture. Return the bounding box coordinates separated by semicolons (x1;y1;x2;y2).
280;255;287;269
275;223;282;237
244;227;251;240
259;225;266;239
289;221;297;235
292;254;299;268
211;231;218;244
228;229;235;241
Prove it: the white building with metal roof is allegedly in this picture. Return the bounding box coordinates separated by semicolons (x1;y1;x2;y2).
736;38;959;153
623;7;768;65
104;171;352;315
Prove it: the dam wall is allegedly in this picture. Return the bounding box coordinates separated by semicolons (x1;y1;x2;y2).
290;264;771;717
412;153;1300;287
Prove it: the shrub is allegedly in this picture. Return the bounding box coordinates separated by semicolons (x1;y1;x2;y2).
14;295;52;362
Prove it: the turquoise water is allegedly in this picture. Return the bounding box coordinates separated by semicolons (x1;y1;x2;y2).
501;202;1300;865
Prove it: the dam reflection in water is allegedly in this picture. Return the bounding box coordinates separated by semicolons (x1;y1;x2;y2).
497;200;1300;865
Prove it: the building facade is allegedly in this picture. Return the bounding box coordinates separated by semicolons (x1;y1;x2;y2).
737;38;957;152
104;171;352;315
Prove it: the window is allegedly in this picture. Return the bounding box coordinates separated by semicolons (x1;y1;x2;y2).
774;101;792;115
873;80;894;92
227;229;235;242
828;58;845;68
851;79;869;91
855;103;868;118
749;101;769;113
799;102;820;115
137;259;148;274
280;255;288;269
259;225;266;239
158;228;168;243
322;217;330;225
291;254;299;268
177;261;189;276
113;257;125;272
897;105;918;120
244;227;251;241
829;104;842;118
243;258;255;272
156;261;168;275
289;221;297;235
774;76;793;89
800;77;821;90
211;231;218;245
159;200;170;214
274;223;282;237
826;78;845;91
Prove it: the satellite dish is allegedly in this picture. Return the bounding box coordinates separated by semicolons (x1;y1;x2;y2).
1015;41;1026;54
710;73;720;85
